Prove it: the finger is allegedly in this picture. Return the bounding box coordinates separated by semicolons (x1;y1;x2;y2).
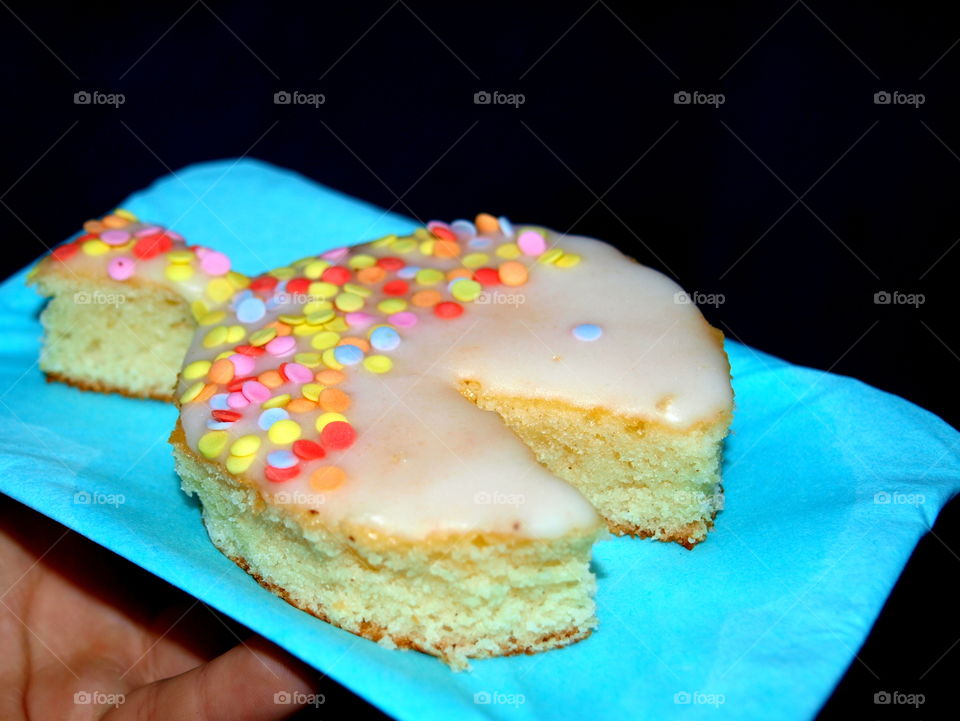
104;635;317;721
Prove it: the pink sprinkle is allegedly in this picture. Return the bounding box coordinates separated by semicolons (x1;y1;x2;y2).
265;335;296;357
227;391;250;409
100;230;131;246
389;311;418;328
134;225;163;237
200;250;231;276
229;354;255;376
241;380;271;403
517;230;546;256
282;362;313;384
321;247;349;261
345;311;376;329
166;230;184;241
107;256;135;281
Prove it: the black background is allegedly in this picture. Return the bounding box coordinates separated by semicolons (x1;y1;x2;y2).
1;1;958;718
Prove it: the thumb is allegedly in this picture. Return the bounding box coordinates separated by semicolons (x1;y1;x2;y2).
104;635;317;721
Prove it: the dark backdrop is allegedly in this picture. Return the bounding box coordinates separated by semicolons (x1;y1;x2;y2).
1;1;958;718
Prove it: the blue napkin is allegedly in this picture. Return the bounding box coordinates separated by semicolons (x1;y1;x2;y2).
1;158;958;721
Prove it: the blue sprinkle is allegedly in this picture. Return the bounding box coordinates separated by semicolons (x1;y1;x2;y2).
334;344;364;366
370;326;401;351
267;450;298;469
206;420;234;430
397;266;420;279
572;323;603;342
498;216;514;236
236;297;266;323
258;407;289;430
209;393;230;410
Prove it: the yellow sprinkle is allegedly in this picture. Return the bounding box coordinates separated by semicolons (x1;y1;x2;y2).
214;350;233;361
294;352;322;367
325;317;348;332
347;253;376;269
307;309;335;325
451;279;482;302
343;283;372;298
311;331;341;350
538;248;564;265
302;382;325;401
198;431;229;459
262;393;291;409
190;300;209;322
81;239;110;256
203;326;229;348
249;327;277;346
268;419;302;445
556;253;581;268
279;314;306;325
167;250;194;264
303;300;333;315
335;292;364;312
293;324;323;337
226;454;255;474
496;243;521;259
304;260;330;279
182;360;211;380
199;310;226;326
392;238;416;254
321;348;343;370
363;355;393;374
269;266;295;280
377;298;407;314
113;208;138;221
308;281;339;299
315;412;348;431
179;381;205;403
419;239;436;256
165;264;195;282
372;234;397;247
226;325;246;343
415;268;444;286
206;277;234;303
414;228;432;240
462;252;490;269
227;271;250;289
230;435;261;457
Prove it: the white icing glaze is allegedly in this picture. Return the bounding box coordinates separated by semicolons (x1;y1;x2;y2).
174;224;732;541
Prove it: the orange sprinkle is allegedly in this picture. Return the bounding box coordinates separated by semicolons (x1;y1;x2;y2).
258;369;284;388
315;369;345;385
319;387;351;413
83;220;105;234
446;267;472;281
208;358;235;384
475;212;499;234
499;260;529;287
411;289;442;307
338;337;370;352
433;239;460;258
102;214;128;229
286;398;318;413
310;465;346;491
357;266;386;284
267;320;293;336
195;383;217;403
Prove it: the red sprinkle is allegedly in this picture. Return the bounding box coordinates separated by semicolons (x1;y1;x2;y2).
382;279;409;296
250;276;279;293
234;345;266;356
321;266;351;285
376;257;405;271
227;375;256;393
473;267;500;286
320;421;356;451
293;439;326;460
51;243;79;261
265;464;300;483
133;232;173;260
212;410;242;422
434;301;464;319
286;277;310;295
431;225;458;242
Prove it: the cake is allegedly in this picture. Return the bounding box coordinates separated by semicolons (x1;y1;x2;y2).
28;210;249;400
31;210;733;667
